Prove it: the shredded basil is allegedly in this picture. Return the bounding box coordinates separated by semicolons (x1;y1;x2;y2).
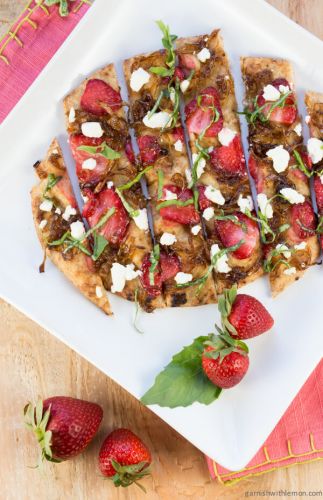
43;173;62;198
238;90;293;124
157;169;164;200
118;166;153;191
115;188;140;218
149;244;160;285
157;198;194;210
77;142;121;160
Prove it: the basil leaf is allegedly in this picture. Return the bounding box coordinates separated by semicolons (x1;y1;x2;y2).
115;188;139;218
92;232;108;261
157;198;194;210
141;335;222;408
149;66;173;77
44;173;62;196
118;166;153;191
155;20;177;70
157;169;164;200
77;143;121;160
149;244;160;285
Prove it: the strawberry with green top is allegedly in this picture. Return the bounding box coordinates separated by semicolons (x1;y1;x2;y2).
24;397;103;463
98;428;151;491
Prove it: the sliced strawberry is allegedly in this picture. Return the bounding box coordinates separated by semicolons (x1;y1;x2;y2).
210;135;247;177
82;188;129;245
171;126;185;143
314;175;323;212
125;139;135;165
185;87;223;137
140;251;180;296
288;201;316;243
198;185;213;211
69;134;108;186
215;212;259;259
178;53;200;71
174;67;185;81
80;79;122;115
248;153;264;192
137;135;162;166
256;79;297;125
159;185;200;225
57;174;77;208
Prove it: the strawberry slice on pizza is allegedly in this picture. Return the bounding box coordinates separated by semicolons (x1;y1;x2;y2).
63;65;165;311
31;139;112;315
241;58;320;295
124;22;217;307
305;91;323;250
176;29;263;295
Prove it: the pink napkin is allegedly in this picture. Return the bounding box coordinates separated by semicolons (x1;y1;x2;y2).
1;0;322;484
0;0;90;122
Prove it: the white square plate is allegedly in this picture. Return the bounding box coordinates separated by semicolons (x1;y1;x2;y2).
0;0;322;471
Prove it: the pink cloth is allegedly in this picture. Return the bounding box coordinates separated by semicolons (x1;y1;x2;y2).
207;360;323;484
1;0;322;484
0;0;90;122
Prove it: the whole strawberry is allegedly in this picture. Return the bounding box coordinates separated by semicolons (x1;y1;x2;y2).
99;428;151;490
219;286;274;339
202;334;249;388
24;396;103;463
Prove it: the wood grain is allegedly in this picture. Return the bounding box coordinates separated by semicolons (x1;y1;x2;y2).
0;1;322;499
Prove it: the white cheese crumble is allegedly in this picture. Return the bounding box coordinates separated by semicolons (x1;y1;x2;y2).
95;286;103;298
132;208;148;231
305;115;311;124
180;79;190;93
197;47;211;63
307;137;323;164
208;146;214;153
237;194;254;214
279;84;290;94
39;199;53;212
191;224;201;235
174;272;193;284
210;244;231;273
263;84;280;101
68;106;76;123
257;193;273;219
174;139;183;152
293;123;302;136
160;232;177;246
266;145;290;173
276;243;291;259
81;193;89;204
62;205;77;221
203;207;215;221
82;158;97;170
283;267;296;276
70;220;85;240
280;188;305;204
204;185;225;205
294;241;306;250
143;111;171;129
111;263;141;293
185;168;192;185
192;153;206;178
169;87;176;104
164;189;177;201
52;148;59;155
130;67;150;92
107;181;114;189
218;127;236;147
39;219;47;230
55;207;62;215
81;122;104;138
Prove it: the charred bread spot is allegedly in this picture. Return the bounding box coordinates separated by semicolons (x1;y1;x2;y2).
33;160;41;169
170;292;187;307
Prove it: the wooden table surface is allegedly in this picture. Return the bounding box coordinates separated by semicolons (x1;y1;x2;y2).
0;1;322;499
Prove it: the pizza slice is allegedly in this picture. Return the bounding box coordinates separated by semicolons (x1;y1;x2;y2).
176;29;263;295
124;24;217;307
63;65;165;311
241;58;320;295
31;139;112;315
305;91;323;250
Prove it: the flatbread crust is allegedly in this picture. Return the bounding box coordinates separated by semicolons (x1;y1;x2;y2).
176;30;263;295
124;51;218;307
241;58;320;296
31;140;112;315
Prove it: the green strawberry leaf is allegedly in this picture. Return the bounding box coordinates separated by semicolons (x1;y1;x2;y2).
141;336;222;408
